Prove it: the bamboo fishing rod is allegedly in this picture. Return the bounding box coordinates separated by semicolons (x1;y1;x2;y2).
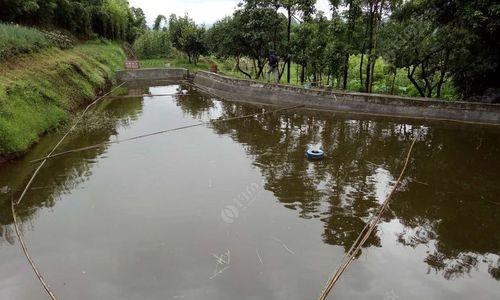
11;81;128;300
317;130;420;300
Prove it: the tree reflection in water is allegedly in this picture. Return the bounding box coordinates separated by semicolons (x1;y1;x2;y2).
0;84;498;283
176;88;500;281
0;94;144;246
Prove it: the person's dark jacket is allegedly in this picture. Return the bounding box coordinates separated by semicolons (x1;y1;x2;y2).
269;54;278;68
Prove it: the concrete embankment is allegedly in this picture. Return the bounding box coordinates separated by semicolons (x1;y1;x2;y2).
117;68;189;82
193;71;500;125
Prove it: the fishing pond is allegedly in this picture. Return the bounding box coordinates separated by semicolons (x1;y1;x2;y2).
0;81;499;299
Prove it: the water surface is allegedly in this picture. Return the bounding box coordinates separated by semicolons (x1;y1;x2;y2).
0;81;499;299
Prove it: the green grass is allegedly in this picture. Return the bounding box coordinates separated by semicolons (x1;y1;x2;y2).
0;40;124;155
0;23;53;61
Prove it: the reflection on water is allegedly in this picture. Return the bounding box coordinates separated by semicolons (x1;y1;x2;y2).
0;94;144;243
0;81;499;299
177;86;500;281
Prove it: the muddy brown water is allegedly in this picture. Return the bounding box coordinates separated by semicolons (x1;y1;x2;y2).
0;81;499;299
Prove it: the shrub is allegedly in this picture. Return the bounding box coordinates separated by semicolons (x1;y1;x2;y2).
133;31;172;59
0;23;76;61
0;23;51;61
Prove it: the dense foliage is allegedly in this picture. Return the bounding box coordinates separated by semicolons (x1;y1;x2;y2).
133;30;171;59
168;14;207;65
190;0;499;101
0;0;147;42
1;0;498;101
0;23;76;61
0;23;52;60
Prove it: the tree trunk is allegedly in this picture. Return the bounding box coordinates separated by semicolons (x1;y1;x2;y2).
359;51;365;91
342;52;349;90
390;70;396;95
359;12;370;91
278;61;287;82
236;56;252;79
421;62;433;97
364;3;375;92
407;66;425;97
370;56;377;92
365;2;379;93
256;59;264;79
435;51;450;98
343;0;356;90
300;64;305;84
287;6;292;84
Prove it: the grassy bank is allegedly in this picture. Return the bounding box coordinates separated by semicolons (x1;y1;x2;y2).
0;40;124;155
0;23;75;62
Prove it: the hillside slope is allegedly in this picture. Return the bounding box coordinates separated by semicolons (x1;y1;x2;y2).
0;41;124;156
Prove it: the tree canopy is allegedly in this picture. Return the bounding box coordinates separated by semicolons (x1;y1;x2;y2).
0;0;147;42
2;0;498;101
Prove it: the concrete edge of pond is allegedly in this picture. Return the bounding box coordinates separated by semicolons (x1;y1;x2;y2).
192;71;500;126
116;68;189;82
115;67;500;125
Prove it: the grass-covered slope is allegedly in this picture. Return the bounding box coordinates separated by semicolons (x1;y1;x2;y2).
0;23;60;61
0;41;124;155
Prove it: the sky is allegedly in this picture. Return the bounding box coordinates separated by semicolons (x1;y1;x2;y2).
128;0;332;26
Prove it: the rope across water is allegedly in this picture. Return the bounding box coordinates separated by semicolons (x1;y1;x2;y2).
13;77;419;299
13;81;303;299
30;105;304;163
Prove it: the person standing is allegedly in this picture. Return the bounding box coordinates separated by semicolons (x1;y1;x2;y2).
267;51;279;84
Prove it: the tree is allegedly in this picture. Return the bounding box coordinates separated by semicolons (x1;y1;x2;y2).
153;14;167;31
274;0;316;83
233;4;287;79
169;14;207;65
385;0;499;101
421;0;499;101
103;0;129;40
290;13;333;85
0;0;145;42
290;20;314;83
206;16;253;78
381;18;458;98
329;0;363;89
133;31;172;59
126;7;147;42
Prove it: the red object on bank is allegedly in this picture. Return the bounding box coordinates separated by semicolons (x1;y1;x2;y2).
210;64;218;73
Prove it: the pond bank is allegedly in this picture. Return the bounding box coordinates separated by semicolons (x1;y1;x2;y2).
0;41;124;159
193;71;500;125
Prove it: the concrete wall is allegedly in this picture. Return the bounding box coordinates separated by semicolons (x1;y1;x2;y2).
117;68;188;82
193;71;500;125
